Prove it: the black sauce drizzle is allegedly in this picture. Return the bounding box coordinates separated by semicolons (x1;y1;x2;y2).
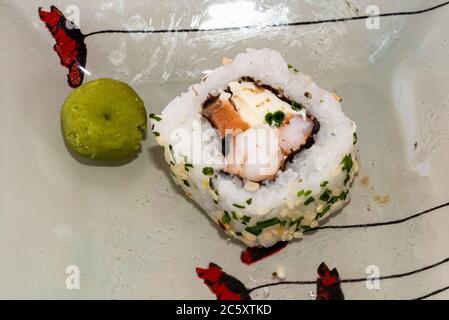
40;1;449;88
83;1;449;38
249;255;449;300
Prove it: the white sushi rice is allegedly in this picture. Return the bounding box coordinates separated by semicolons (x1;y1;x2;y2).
151;48;358;247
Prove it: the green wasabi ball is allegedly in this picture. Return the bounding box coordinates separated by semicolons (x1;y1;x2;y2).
61;78;147;161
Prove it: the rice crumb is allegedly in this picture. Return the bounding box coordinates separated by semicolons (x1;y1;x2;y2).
244;181;260;191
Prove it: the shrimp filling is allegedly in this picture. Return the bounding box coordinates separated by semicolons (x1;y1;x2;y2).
202;78;319;182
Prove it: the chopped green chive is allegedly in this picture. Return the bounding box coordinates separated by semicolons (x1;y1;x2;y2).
326;191;348;204
182;180;190;187
246;198;253;205
222;211;231;224
301;225;313;232
353;132;358;145
304;197;315;206
339;190;348;201
202;167;214;176
184;163;193;172
328;196;339;205
209;178;214;189
291;101;305;112
273;111;285;127
169;145;176;164
241;215;251;224
290;217;303;227
149;113;162;121
209;178;218;196
298;190;312;197
318;205;331;218
342;155;353;172
265;111;285;128
233;203;245;209
319;189;332;202
153;131;160;137
341;154;354;185
231;211;238;220
320;181;329;187
265;112;274;126
245;218;281;236
288;64;299;72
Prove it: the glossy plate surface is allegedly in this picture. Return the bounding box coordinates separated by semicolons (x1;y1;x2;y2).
1;0;449;299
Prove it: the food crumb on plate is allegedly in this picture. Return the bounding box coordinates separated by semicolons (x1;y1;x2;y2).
222;57;233;65
361;175;370;187
273;265;286;280
374;195;391;205
331;91;343;102
263;288;270;297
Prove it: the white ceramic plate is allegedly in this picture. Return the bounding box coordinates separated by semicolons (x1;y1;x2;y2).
1;0;449;299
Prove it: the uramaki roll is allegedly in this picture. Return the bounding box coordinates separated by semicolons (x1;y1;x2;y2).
151;48;358;247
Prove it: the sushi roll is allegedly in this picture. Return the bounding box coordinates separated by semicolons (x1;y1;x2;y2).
151;48;358;248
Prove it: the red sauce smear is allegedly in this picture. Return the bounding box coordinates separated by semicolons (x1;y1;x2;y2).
316;262;344;300
38;6;87;88
241;241;288;265
196;263;251;300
